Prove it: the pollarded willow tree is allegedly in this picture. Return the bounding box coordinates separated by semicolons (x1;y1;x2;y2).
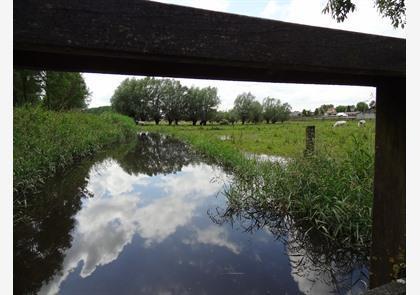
183;86;220;125
146;77;166;125
111;78;145;120
161;79;188;125
226;109;238;125
233;92;256;125
112;77;221;125
278;102;292;123
262;97;291;124
184;86;203;126
249;100;263;123
262;97;277;124
111;77;166;124
198;86;220;125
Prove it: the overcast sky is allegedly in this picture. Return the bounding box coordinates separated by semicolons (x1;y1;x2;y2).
84;0;405;111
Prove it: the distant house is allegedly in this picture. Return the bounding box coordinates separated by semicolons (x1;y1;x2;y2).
290;111;301;117
345;111;360;117
325;107;337;116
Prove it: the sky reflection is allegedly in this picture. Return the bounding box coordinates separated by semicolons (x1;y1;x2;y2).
39;160;232;294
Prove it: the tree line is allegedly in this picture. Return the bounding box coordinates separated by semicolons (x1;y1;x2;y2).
111;77;292;125
13;69;91;110
111;77;220;125
301;101;375;117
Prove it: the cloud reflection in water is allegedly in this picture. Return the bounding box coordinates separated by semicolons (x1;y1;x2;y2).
39;160;233;295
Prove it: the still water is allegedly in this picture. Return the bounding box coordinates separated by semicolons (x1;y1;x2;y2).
14;133;368;295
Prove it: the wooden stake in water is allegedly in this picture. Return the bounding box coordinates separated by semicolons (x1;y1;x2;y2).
305;126;315;155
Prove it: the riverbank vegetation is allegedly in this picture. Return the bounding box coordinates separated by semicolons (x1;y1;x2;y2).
143;121;375;250
14;107;137;196
13;70;138;196
13;107;136;198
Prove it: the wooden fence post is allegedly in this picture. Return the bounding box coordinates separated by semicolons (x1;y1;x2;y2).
370;77;406;288
305;126;315;155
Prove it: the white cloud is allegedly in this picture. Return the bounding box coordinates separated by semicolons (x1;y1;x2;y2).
259;0;405;38
183;225;241;254
39;162;228;295
260;0;286;19
151;0;230;13
87;159;150;197
83;73;128;108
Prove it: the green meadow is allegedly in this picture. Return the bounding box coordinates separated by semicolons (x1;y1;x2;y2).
143;119;375;158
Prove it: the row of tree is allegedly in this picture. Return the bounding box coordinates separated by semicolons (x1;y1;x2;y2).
231;93;291;124
111;77;292;125
111;77;220;125
13;70;91;110
301;101;375;117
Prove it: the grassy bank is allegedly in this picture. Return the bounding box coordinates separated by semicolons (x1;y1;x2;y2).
14;107;137;195
143;120;375;158
143;122;375;250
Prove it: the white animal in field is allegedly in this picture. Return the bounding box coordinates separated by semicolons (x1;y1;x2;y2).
358;120;366;127
333;120;347;127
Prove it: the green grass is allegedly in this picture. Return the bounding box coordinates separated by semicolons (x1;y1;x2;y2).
142;121;375;250
14;106;137;195
142;120;375;158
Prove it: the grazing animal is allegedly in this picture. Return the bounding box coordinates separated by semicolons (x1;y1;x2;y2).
333;120;347;127
358;120;366;127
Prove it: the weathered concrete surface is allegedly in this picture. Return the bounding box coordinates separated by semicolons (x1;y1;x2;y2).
370;78;406;287
365;281;406;295
14;0;405;86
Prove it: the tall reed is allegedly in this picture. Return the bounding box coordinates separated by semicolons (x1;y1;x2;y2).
14;107;137;196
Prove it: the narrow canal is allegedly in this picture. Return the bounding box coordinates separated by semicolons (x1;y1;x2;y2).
14;133;368;295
